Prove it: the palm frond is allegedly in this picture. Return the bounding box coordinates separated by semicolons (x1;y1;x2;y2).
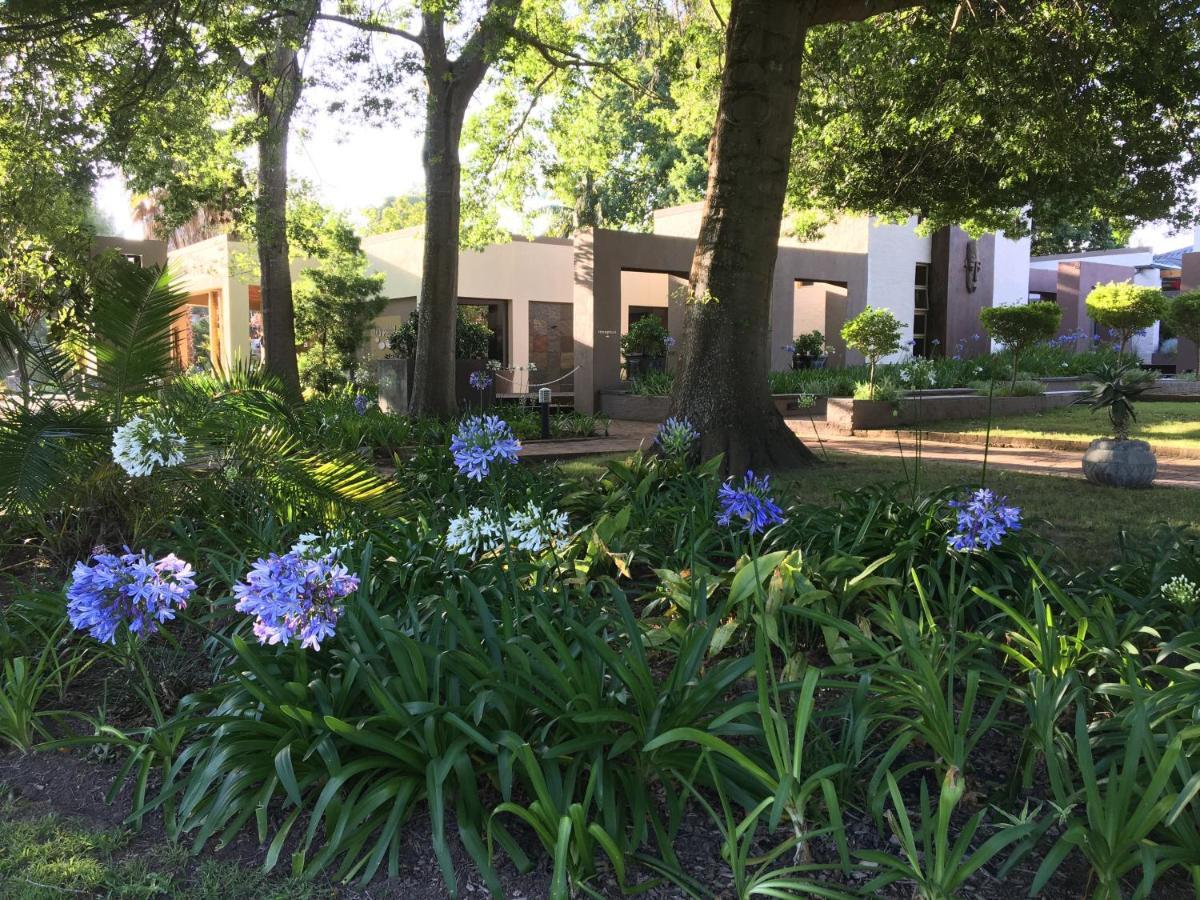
0;305;82;403
89;264;187;418
159;360;294;425
0;405;109;509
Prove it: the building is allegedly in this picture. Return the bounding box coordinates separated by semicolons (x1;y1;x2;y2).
166;208;1032;412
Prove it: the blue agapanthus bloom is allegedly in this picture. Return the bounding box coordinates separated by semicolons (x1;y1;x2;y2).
233;542;358;651
656;416;700;458
353;394;371;416
947;488;1022;551
450;415;521;480
717;470;786;534
469;370;493;391
66;549;196;644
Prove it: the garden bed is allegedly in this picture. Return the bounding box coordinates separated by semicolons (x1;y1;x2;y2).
826;390;1085;433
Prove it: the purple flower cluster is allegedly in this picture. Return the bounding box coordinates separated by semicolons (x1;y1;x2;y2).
947;488;1022;551
469;370;494;392
655;416;699;458
233;543;358;651
66;549;196;644
450;415;521;480
353;394;371;416
717;470;786;534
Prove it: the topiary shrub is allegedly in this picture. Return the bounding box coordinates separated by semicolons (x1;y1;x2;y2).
841;307;902;399
979;301;1062;390
620;316;669;359
1085;282;1167;357
1166;291;1200;366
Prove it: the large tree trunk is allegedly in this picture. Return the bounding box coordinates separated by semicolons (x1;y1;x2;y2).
409;78;469;416
249;4;316;401
669;0;819;475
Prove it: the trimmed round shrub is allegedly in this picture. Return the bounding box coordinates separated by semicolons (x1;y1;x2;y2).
841;307;902;399
980;301;1062;389
1085;282;1167;355
1166;290;1200;354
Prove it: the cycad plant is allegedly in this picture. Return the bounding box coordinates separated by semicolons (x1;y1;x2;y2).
1078;360;1157;441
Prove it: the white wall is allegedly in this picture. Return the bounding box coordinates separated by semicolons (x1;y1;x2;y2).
1131;265;1163;361
991;232;1032;309
865;216;931;362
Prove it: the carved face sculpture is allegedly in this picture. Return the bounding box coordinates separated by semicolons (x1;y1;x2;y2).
964;240;981;294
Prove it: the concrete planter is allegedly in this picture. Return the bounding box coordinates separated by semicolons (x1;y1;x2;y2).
376;358;491;414
624;354;666;380
1082;438;1157;488
826;390;1086;434
599;391;670;421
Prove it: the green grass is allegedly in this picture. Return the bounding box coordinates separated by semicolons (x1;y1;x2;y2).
0;791;332;900
558;450;1200;564
913;401;1200;450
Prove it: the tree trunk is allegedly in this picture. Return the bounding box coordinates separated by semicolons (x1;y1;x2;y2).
670;0;818;475
409;79;469;417
253;48;302;399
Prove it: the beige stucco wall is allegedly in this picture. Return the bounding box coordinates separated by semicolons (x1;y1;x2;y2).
363;232;575;370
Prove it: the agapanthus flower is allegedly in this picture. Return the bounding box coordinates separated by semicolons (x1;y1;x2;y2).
353;394;371;416
508;501;570;552
233;540;358;651
111;415;186;477
947;488;1021;552
717;470;786;534
469;370;494;391
664;335;677;351
67;549;196;643
446;502;569;557
1162;574;1200;609
450;415;521;480
782;343;796;355
656;416;700;458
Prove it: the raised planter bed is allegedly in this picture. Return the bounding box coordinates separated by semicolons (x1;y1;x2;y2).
826;390;1086;434
376;358;491;414
1145;378;1200;400
599;391;670;421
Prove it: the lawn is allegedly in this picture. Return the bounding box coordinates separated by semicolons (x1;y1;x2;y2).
911;401;1200;450
560;450;1200;563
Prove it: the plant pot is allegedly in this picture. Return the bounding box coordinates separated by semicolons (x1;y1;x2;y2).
1082;438;1157;488
624;353;666;379
791;354;826;371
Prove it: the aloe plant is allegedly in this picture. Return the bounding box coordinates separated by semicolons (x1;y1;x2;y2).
1078;360;1157;440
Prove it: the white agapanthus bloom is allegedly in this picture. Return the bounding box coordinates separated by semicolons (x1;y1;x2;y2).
447;502;569;557
447;506;505;557
111;415;186;478
507;501;570;552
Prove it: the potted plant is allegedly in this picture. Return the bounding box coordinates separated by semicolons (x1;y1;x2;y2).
1078;360;1158;488
790;329;826;370
378;308;494;411
621;316;669;379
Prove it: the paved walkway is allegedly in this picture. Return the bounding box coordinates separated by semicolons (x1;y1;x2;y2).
521;418;1200;489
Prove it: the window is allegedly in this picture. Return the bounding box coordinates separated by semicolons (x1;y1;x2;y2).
122;253;143;267
912;263;930;356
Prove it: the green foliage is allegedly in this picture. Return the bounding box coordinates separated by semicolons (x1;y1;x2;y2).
361;194;426;235
387;308;492;361
980;301;1063;389
1085;282;1168;354
792;329;825;357
1079;360;1158;440
841;307;901;398
1031;218;1132;257
619;315;669;358
628;370;674;396
1166;291;1200;350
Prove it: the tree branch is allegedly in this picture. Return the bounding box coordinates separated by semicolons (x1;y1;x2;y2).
314;11;423;48
810;0;927;26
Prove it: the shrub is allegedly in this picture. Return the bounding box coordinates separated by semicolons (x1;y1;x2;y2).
298;348;347;393
791;329;825;357
854;378;900;402
620;316;669;358
387;308;492;360
979;301;1062;390
1165;290;1200;359
841;307;902;399
1085;282;1167;357
628;370;673;396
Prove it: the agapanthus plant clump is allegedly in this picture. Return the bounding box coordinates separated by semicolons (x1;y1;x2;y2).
353;394;371;416
447;502;569;557
947;488;1022;551
66;549;196;644
655;417;699;459
111;415;186;477
233;539;359;651
450;415;521;480
717;470;786;534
